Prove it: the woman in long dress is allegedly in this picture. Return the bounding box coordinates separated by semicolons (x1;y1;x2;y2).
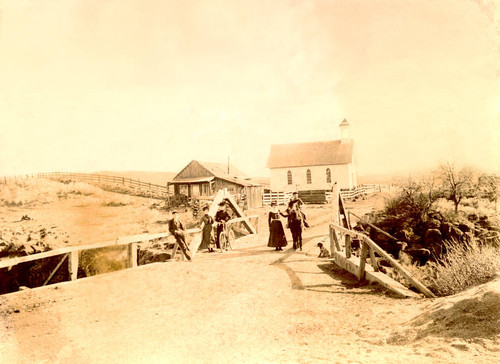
267;201;287;251
199;206;215;252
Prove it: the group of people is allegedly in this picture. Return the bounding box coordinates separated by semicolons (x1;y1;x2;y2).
168;201;231;260
267;192;309;251
199;201;231;252
169;192;330;260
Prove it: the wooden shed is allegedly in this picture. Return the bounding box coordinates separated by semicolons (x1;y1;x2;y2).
168;160;263;208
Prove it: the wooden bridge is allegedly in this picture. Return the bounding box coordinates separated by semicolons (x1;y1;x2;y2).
328;185;435;298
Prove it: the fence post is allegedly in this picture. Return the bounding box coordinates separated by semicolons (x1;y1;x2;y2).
127;243;138;268
358;241;368;280
345;235;351;258
68;250;79;280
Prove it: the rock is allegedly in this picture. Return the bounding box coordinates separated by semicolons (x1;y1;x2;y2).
467;213;479;223
404;248;431;266
424;229;443;257
458;223;472;234
441;222;452;237
377;240;406;259
138;249;171;265
449;225;464;242
426;218;441;230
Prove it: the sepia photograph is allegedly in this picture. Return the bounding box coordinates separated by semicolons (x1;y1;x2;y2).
0;0;499;363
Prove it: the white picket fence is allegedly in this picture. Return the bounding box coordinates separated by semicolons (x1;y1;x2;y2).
263;184;383;205
262;191;293;206
339;184;382;200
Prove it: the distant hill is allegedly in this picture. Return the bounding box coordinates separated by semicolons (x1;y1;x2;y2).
96;171;176;186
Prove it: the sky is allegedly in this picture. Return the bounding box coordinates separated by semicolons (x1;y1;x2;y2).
1;0;499;178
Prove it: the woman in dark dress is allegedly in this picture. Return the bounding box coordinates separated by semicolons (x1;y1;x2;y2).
199;206;215;252
268;201;287;251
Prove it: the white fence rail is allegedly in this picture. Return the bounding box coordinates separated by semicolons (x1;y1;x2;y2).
263;184;384;205
339;184;382;200
262;191;293;206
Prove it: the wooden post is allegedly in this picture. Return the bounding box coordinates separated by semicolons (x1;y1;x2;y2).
369;246;379;272
68;250;79;281
331;183;340;254
127;243;138;268
332;229;341;252
358;242;368;280
331;183;340;225
345;235;351;258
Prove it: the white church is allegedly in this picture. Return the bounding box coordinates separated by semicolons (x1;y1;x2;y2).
266;119;357;199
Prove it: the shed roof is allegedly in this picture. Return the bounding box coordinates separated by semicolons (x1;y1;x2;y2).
266;139;354;169
172;160;258;187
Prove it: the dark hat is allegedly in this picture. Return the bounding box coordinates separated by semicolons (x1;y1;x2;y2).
171;210;179;214
218;202;226;207
270;201;277;206
203;206;209;211
317;242;323;247
292;191;298;195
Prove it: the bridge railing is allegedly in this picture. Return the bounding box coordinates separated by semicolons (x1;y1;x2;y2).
329;222;435;298
0;213;260;294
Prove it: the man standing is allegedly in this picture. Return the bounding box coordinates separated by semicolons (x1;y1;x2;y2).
215;201;231;249
168;211;191;261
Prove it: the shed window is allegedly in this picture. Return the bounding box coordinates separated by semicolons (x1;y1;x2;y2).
306;169;312;184
287;170;292;185
326;168;331;183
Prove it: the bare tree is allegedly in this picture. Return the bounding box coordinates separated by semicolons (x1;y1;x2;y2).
478;174;499;211
438;162;476;213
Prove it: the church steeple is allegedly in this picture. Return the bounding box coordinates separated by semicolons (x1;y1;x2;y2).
339;118;350;143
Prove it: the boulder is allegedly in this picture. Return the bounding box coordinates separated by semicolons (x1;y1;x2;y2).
458;223;472;234
377;240;407;259
449;225;464;242
404;248;431;266
424;229;444;257
426;218;441;230
424;229;443;246
138;249;171;265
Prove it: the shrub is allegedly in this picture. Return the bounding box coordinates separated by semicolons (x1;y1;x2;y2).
402;238;500;296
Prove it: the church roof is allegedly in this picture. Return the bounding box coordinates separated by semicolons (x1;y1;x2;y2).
266;139;354;169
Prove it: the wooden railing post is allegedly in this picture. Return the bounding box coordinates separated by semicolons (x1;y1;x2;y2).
68;250;79;281
369;246;379;272
127;243;138;268
345;235;351;258
358;241;368;280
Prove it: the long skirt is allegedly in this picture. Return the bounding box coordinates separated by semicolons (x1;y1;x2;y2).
199;225;214;250
268;220;287;248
